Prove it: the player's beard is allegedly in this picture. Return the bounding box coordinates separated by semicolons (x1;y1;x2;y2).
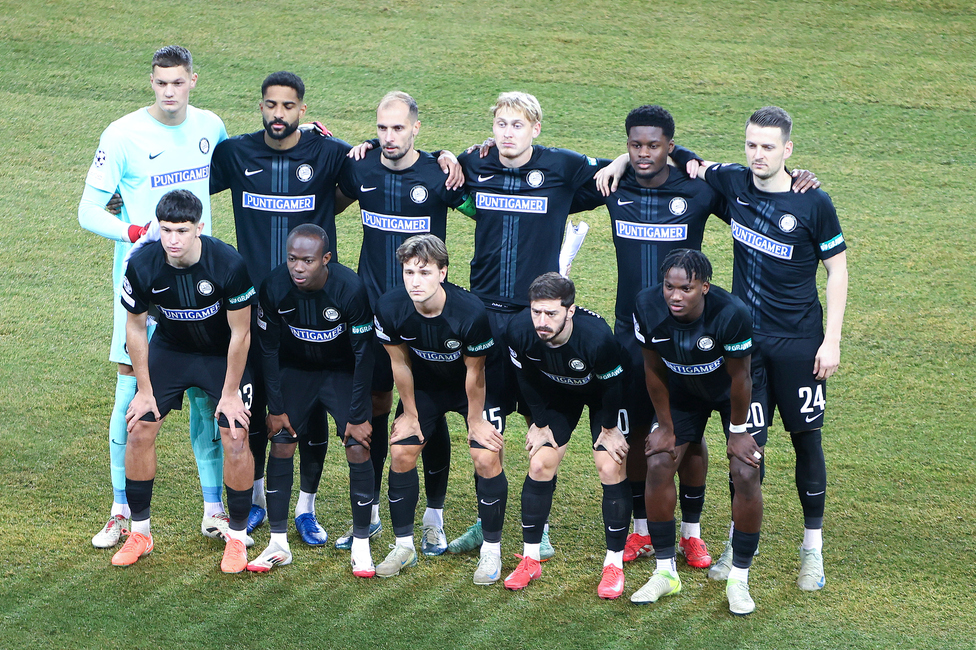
382;145;408;161
536;317;568;343
264;118;299;141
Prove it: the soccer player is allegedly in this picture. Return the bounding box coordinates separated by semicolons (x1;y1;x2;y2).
111;190;255;572
248;225;376;576
209;71;354;545
335;91;471;555
372;235;506;584
693;107;848;591
503;273;631;599
79;45;230;549
571;105;729;568
631;249;766;615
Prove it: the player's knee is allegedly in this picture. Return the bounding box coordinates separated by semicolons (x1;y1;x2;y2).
346;444;370;464
270;441;297;459
645;452;677;484
729;459;761;494
470;449;501;478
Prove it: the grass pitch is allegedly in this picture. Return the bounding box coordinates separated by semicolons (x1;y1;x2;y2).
1;1;975;648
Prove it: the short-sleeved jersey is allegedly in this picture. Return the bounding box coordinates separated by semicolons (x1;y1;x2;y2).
121;235;255;355
633;283;753;403
703;163;846;337
507;308;624;426
573;166;728;324
373;282;493;392
337;149;466;306
209;130;352;288
459;146;608;307
257;261;374;422
84;106;228;281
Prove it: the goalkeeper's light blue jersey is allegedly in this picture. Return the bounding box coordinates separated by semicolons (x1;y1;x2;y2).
84;105;227;285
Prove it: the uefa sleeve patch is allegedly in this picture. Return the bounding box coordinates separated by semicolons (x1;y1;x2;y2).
724;339;752;352
820;234;845;252
229;286;256;304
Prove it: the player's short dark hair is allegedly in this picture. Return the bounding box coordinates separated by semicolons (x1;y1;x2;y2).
156;189;202;224
397;234;448;269
151;46;193;73
660;249;712;284
625;105;675;140
287;223;330;257
528;272;575;308
379;91;419;122
747;106;792;142
262;71;305;101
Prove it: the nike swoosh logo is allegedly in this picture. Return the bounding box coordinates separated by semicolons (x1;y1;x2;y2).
389;497;404;503
521;523;535;528
149;151;164;159
308;440;328;446
736;197;750;206
805;490;825;497
526;355;541;361
360;185;377;192
427;467;448;475
357;500;373;506
480;499;500;506
805;413;822;423
616;199;634;206
608;525;627;532
400;335;417;341
650;337;670;343
245;169;263;176
266;490;278;494
683;494;704;500
151;287;169;294
278;307;296;314
477;175;494;182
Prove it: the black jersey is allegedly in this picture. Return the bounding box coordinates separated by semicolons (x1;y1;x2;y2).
373;282;493;392
633;283;753;403
209;130;352;288
121;235;255;355
703;163;846;338
573;165;728;324
507;308;624;428
257;261;374;422
337;149;466;306
459;146;608;307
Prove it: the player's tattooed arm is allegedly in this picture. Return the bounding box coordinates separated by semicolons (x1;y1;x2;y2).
386;343;424;443
124;310;160;428
815;251;847;380
641;348;677;460
463;355;503;452
725;355;760;468
216;305;252;439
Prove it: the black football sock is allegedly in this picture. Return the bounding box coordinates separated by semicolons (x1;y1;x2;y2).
476;471;508;544
388;468;420;539
602;480;632;552
265;455;293;534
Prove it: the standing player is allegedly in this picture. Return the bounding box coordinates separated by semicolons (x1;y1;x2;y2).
503;273;631;600
571;105;728;568
209;71;354;545
631;249;766;615
79;45;229;549
248;225;376;576
693;107;848;591
372;235;506;585
112;190;255;572
335;91;470;555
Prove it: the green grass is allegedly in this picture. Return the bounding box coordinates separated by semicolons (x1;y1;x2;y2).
1;0;975;648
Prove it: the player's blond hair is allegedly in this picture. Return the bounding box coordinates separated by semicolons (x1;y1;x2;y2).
378;91;419;122
491;92;543;124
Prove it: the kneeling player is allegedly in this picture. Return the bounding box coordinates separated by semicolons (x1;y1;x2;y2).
630;249;765;615
373;234;506;584
113;189;255;573
504;273;631;599
248;225;376;576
